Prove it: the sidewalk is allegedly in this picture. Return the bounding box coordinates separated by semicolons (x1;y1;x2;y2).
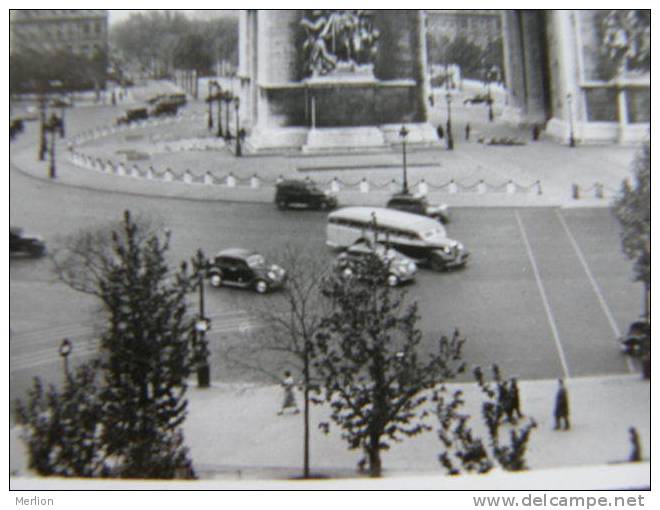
10;374;650;485
10;84;641;210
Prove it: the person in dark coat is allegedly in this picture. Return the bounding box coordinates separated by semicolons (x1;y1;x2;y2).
509;377;523;420
437;125;444;139
553;379;570;430
465;123;471;141
628;427;641;462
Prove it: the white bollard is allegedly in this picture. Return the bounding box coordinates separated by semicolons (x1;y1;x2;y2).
448;180;458;194
146;167;154;180
204;172;214;185
477;180;487;194
360;179;369;193
331;178;340;193
117;163;126;176
164;169;174;182
506;180;516;194
226;174;236;187
389;180;399;193
417;180;428;196
183;170;193;184
132;165;140;178
251;176;260;189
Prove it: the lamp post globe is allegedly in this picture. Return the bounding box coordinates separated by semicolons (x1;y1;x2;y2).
59;338;72;383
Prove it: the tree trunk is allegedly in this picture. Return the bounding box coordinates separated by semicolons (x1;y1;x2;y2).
303;346;310;478
368;439;382;478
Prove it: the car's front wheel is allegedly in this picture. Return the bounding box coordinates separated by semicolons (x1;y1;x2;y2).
255;280;269;294
276;199;288;210
387;274;400;287
209;273;223;288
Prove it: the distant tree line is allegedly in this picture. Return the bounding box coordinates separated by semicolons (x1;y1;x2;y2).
109;11;238;78
427;33;504;82
10;46;107;95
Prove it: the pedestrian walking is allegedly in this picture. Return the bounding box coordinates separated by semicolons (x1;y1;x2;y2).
498;380;513;423
465;123;471;141
437;125;444;139
532;125;540;141
277;370;300;416
628;427;641;462
509;377;523;420
553;379;570;430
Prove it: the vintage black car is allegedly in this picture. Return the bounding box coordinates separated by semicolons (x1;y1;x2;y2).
10;119;24;140
620;319;651;357
386;193;451;224
10;227;46;258
116;108;149;125
207;248;286;294
334;240;417;287
275;179;338;210
150;100;180;117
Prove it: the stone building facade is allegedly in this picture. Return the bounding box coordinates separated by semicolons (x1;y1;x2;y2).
238;10;435;152
502;10;649;144
10;10;108;59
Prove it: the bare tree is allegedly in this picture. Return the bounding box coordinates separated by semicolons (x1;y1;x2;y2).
224;246;331;478
50;213;165;298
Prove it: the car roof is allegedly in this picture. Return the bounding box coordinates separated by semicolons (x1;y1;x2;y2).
278;179;316;187
215;248;256;260
328;207;441;231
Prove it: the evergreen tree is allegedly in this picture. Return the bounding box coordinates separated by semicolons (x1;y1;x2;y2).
16;363;108;477
19;211;198;478
314;244;465;477
97;211;196;478
614;142;651;321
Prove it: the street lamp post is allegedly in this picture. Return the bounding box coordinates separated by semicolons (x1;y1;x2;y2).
234;96;242;157
445;92;454;151
399;125;409;194
45;114;61;179
38;96;48;161
207;80;218;131
223;92;233;141
566;93;576;148
195;271;211;388
59;338;72;385
216;87;223;138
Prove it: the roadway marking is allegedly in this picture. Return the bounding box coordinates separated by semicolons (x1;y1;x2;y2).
555;210;635;373
515;210;571;379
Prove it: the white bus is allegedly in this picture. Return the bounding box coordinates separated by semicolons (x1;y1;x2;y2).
326;207;469;270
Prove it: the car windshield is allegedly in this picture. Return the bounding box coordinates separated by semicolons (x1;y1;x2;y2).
246;254;266;268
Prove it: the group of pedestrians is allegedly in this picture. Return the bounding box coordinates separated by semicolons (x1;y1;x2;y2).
275;372;643;462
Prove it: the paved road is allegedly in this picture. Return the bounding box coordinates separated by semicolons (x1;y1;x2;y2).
10;149;642;413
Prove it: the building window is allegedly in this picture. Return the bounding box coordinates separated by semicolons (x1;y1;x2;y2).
584;88;618;122
626;88;650;123
95;20;102;34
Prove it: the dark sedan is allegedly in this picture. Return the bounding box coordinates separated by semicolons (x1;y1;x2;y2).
206;248;286;294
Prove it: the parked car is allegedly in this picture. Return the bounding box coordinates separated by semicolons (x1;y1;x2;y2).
620;319;650;356
386;193;450;224
10;119;24;140
334;240;417;287
116;107;148;125
275;179;338;210
167;93;187;107
463;94;491;105
10;227;46;258
206;248;286;294
150;100;180;117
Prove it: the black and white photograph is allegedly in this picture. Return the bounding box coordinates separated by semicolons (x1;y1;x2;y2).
7;5;652;498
